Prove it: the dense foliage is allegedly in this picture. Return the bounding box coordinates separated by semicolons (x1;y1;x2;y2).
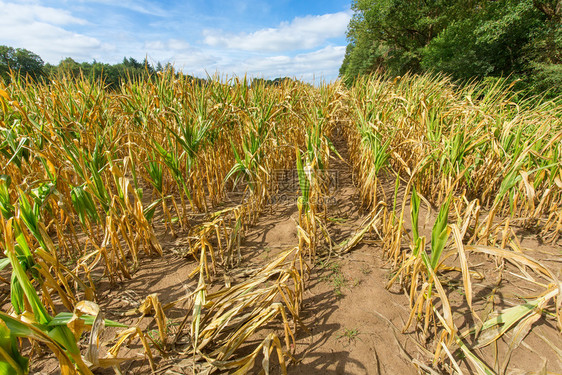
340;0;562;95
45;56;161;89
0;46;45;83
0;47;203;89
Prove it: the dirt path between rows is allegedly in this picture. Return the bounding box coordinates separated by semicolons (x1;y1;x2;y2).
285;135;417;374
27;132;562;375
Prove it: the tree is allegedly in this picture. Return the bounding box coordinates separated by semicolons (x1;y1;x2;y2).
340;0;562;96
143;57;154;75
422;1;543;79
0;46;45;83
523;0;562;94
58;57;82;78
341;0;461;78
0;46;203;91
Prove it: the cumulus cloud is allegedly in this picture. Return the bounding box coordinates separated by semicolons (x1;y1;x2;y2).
0;1;105;62
203;11;351;52
209;45;347;81
147;50;217;70
0;2;348;82
1;1;88;25
77;0;168;17
141;39;216;70
144;39;190;51
172;52;217;69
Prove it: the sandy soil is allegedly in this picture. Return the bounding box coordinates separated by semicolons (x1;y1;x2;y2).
12;133;562;375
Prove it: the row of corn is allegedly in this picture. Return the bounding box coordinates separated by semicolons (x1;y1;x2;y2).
1;71;561;374
345;73;561;374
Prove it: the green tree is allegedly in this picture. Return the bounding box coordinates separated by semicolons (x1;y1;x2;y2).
340;0;562;96
341;0;462;79
46;56;157;90
57;57;82;78
0;46;45;83
523;0;562;94
422;1;543;79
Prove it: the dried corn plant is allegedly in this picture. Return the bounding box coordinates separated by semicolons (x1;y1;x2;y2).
1;70;560;375
344;73;562;373
0;73;322;374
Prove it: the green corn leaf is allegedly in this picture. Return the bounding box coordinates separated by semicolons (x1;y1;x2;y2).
295;147;309;211
48;312;127;328
0;312;91;374
0;361;21;375
455;336;496;375
144;157;163;194
10;274;24;316
0;175;14;220
4;223;51;325
143;198;163;222
70;186;99;225
0;319;29;375
0;258;10;271
410;185;420;246
47;326;80;355
17;192;41;245
430;196;451;270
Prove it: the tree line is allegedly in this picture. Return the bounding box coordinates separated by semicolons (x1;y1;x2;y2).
0;46;303;89
340;0;562;96
0;45;205;89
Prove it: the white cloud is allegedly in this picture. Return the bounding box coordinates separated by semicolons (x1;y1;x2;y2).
206;45;347;82
144;41;165;50
1;1;88;25
168;39;190;51
0;2;348;82
172;52;217;69
0;1;105;62
203;11;351;52
144;39;190;51
141;39;216;71
78;0;168;17
146;50;217;70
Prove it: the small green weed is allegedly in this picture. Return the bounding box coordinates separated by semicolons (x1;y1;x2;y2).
336;327;360;344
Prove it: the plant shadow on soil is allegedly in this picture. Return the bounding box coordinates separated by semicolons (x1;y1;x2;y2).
25;132;562;375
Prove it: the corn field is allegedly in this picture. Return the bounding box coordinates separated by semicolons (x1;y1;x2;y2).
0;72;560;374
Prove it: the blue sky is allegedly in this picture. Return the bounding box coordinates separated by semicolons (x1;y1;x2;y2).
0;0;352;81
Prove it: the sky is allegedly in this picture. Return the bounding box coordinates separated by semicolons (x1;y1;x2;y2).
0;0;352;82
